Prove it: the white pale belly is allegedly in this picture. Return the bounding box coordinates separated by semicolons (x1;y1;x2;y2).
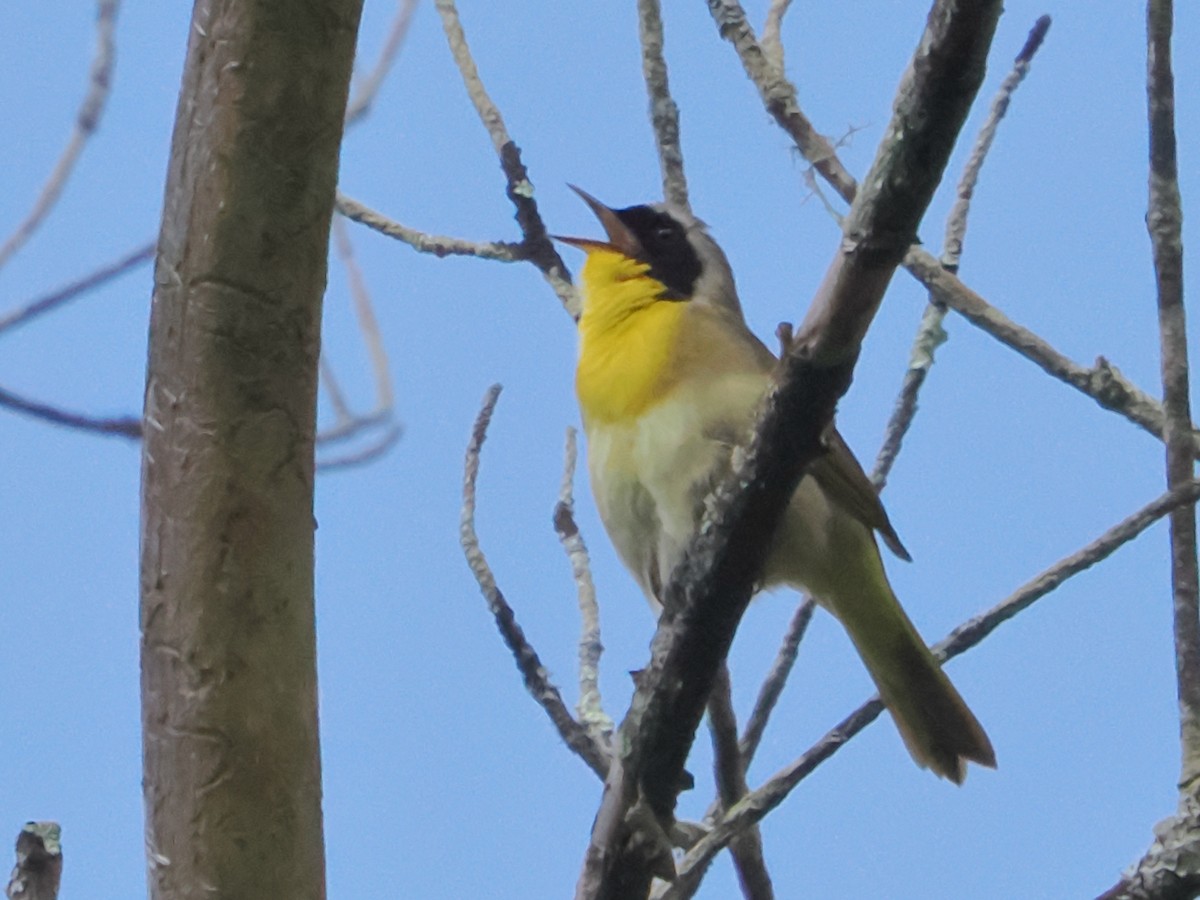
583;373;768;606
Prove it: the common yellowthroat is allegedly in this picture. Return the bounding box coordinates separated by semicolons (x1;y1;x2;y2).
558;187;995;783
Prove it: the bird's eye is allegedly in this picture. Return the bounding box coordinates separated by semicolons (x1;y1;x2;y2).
654;225;676;242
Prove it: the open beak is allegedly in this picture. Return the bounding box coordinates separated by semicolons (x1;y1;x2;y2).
552;185;644;258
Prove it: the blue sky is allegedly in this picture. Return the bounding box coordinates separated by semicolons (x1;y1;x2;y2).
2;2;1197;897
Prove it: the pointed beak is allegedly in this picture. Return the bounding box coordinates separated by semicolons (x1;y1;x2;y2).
551;185;644;258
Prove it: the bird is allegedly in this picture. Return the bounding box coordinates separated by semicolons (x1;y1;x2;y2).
555;186;995;783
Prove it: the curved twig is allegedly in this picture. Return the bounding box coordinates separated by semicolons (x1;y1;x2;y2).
904;252;1193;451
433;0;577;316
707;0;858;202
873;15;1052;488
317;421;403;471
344;0;420;127
0;241;154;336
738;598;815;765
553;427;612;741
0;383;140;438
637;0;689;211
760;0;792;70
461;386;610;778
705;667;774;900
0;0;120;270
331;215;396;407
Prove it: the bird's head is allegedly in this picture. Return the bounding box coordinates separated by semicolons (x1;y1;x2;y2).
555;186;742;317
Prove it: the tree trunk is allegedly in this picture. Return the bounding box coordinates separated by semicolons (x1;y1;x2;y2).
139;0;363;896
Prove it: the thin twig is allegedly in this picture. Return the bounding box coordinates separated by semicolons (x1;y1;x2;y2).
553;426;613;741
739;598;815;765
461;386;610;778
318;355;355;425
706;667;774;900
0;241;154;336
433;0;578;316
904;251;1194;450
332;216;395;410
637;0;689;211
669;479;1200;886
942;16;1051;267
871;302;948;488
317;422;403;471
706;0;858;201
1145;0;1200;796
692;600;817;884
344;0;419;127
760;0;792;71
336;193;525;261
0;0;119;270
313;220;401;467
4;0;410;446
873;15;1051;488
0;383;140;438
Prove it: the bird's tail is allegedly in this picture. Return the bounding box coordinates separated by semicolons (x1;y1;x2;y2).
820;547;996;783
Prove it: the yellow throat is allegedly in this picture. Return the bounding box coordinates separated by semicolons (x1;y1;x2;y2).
575;247;686;425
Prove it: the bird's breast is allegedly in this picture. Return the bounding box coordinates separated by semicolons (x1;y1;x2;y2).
575;297;688;425
582;373;767;602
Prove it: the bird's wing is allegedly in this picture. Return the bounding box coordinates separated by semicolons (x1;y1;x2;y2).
808;428;911;561
682;303;910;561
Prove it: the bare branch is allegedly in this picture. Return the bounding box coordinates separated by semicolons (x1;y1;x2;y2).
433;0;578;316
760;0;792;71
904;251;1192;449
308;222;403;467
579;4;1003;894
6;823;62;900
336;193;525;261
637;0;689;211
871;301;948;487
0;242;153;336
706;667;774;900
553;427;613;741
318;354;355;425
739;598;815;765
685;600;816;896
1145;0;1200;793
0;0;119;270
332;215;395;410
316;422;403;471
0;383;140;438
461;386;610;778
873;15;1051;488
673;478;1200;884
0;222;397;454
707;0;858;202
344;0;419;127
942;15;1051;266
